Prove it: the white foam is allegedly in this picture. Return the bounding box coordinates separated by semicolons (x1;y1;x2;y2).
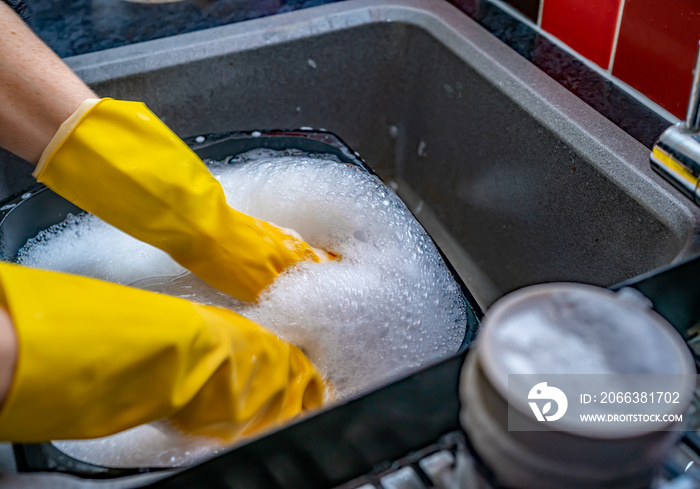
19;150;468;466
17;213;183;285
54;424;225;468
488;288;688;376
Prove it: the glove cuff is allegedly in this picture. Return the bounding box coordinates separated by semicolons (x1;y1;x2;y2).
34;97;102;180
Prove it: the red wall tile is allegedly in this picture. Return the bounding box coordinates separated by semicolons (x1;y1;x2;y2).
612;0;700;119
541;0;622;69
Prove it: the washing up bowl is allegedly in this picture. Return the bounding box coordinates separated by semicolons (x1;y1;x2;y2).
4;128;480;481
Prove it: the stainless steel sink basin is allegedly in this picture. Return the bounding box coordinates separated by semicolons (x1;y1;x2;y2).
0;0;696;310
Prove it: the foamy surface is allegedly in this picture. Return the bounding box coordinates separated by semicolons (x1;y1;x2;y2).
19;150;467;467
486;288;687;377
480;284;694;392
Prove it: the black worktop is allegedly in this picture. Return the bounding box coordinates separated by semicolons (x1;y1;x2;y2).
27;0;345;58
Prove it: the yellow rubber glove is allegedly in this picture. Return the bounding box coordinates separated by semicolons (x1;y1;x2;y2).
0;262;324;442
33;98;323;302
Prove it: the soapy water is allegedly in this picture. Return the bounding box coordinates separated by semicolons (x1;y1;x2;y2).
18;149;468;467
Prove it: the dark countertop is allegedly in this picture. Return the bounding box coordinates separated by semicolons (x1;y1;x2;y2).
27;0;346;58
26;0;672;150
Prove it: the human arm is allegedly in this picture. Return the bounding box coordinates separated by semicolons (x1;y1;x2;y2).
0;262;324;442
0;4;329;302
0;1;95;164
0;4;328;439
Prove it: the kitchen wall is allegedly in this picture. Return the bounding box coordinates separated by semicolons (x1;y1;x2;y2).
498;0;700;120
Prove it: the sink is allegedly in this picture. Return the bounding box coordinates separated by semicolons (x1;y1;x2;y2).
0;0;696;309
33;0;693;310
0;0;698;486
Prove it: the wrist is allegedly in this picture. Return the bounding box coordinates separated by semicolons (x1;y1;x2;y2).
34;98;103;179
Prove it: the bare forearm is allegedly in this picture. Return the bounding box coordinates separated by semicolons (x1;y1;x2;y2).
0;3;95;164
0;306;16;408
